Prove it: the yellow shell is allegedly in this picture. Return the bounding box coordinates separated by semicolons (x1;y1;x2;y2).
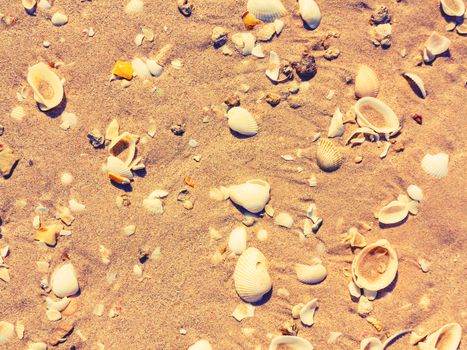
242;11;262;30
34;224;63;246
27;62;64;111
355;65;380;98
112;61;133;80
316;138;344;172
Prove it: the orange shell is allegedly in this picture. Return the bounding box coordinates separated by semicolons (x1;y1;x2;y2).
108;172;131;184
242;11;262;30
111;61;133;80
184;176;197;188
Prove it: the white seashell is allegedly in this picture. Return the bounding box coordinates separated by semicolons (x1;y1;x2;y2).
233;247;272;303
424;32;451;56
316;138;344;172
298;0;321;29
420;323;461;350
327;107;344;138
227;107;258;136
251;44;265;58
46;309;62;321
148;189;169;199
299;298;318;326
146;59;163;77
231;33;256;55
68;199;85;213
27;62;64;111
345;127;380;145
134;33;145;46
352;239;398;292
257;228;268;241
106;156;133;183
46;296;70;311
10;106;26;121
295;261;327;284
132;58;151;77
228;227;248;255
37;0;51;10
269;336;314;350
274;19;285;35
257;23;276;41
188;339;212;350
142;27;154;41
355;65;380;98
265;51;281;81
354;97;400;135
378;200;409;225
407;185;423;201
403;73;427;98
247;0;286;22
421;153;449;178
29;342;48;350
231;303;255;321
59;111;77;130
0;321;14;345
228;180;270;213
108;132;137;166
274;212;294;228
51;12;68;26
22;0;36;12
143;197;164;214
125;0;144;14
440;0;465;17
348;280;362;298
360;337;383;350
50;262;79;298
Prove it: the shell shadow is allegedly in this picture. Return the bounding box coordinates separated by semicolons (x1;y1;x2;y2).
229;130;256;139
111;181;133;192
250;287;273;306
379;216;408;229
438;4;465;23
2;159;19;180
133;168;147;178
375;272;399;300
42;95;67;119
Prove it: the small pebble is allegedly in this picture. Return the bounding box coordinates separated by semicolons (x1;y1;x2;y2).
43;40;51;48
354;155;363;163
60;172;74;185
179;328;187;335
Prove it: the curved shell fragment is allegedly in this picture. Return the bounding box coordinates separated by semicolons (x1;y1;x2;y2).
403;73;427;99
27;62;64;111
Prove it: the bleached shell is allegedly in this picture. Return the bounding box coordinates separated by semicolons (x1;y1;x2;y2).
407;185;423;201
46;297;70;311
22;0;37;11
231;33;256;55
247;0;286;22
354;97;400;135
274;19;285;34
232;303;255;321
378;200;409;225
295;262;327;284
274;212;294;228
424;32;451;56
228;227;248;255
403;73;427;99
51;12;68;26
27;62;64;111
146;59;163;77
345;127;380;145
29;342;48;350
421;153;449;178
422;323;461;350
327;107;344;138
440;0;465;17
355;65;380;98
0;321;14;345
108;132;137;166
269;336;314;350
298;0;321;29
233;247;272;303
352;239;398;292
228;179;270;214
348;280;362;298
131;58;151;77
143;197;164;214
360;337;383;350
227;107;258;136
299;298;318;326
265;51;281;81
316;138;344;172
251;44;265;58
125;0;143;14
188;339;212;350
456;23;467;35
51;262;79;298
257;23;276;41
37;0;51;10
106;156;134;181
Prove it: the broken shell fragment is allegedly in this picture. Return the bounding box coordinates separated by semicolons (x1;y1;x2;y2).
0;321;14;345
51;263;79;298
327;107;344;138
231;33;256;55
424;32;451;57
403;73;427;98
299;298;318;326
27;62;64;111
257;23;276;41
232;303;255;321
227;107;258;136
274;19;285;34
247;0;286;22
407;185;423;201
22;0;37;12
106;156;133;184
228;179;270;213
131;57;151;77
440;0;465;17
46;297;70;312
420;323;461;350
316;138;344;172
360;337;383;350
242;11;263;30
269;336;314;350
233;247;272;303
0;146;20;179
355;65;380;98
353;97;400;135
298;0;321;30
188;340;212;350
112;61;133;80
378;200;409;225
274;212;294;228
421;153;449;178
35;224;63;246
228;227;248;255
265;51;281;82
295;261;327;284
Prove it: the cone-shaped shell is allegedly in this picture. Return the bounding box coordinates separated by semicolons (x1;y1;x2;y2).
440;0;465;17
298;0;321;29
0;321;14;345
422;323;462;350
354;97;400;135
247;0;286;22
355;65;379;98
360;337;383;350
51;262;79;297
424;32;451;56
108;132;137;166
403;73;427;98
269;336;314;350
352;239;398;292
421;153;449;178
378;200;409;225
295;262;327;284
316;138;344;172
228;179;270;213
27;62;64;111
227;107;258;136
106;156;133;183
233;247;272;303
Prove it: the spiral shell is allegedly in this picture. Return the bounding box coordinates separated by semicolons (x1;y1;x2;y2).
227;107;258;136
355;65;379;98
316;138;344;172
247;0;286;22
27;62;64;111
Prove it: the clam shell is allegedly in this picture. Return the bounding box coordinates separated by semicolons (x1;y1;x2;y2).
421;323;461;350
424;32;451;56
295;261;327;284
355;65;380;98
232;33;256;55
269;336;314;350
228;227;248;255
403;73;427;98
228;179;270;213
352;239;398;292
407;185;423;201
231;303;255;321
233;247;272;303
247;0;286;22
327;107;344;138
106;156;133;182
360;337;383;350
354;97;400;135
421;153;449;178
188;339;212;350
316;138;344;172
299;298;318;326
257;23;276;41
456;23;467;35
51;262;79;298
0;321;14;345
378;200;409;225
227;107;258;136
440;0;465;17
298;0;321;29
27;62;64;111
265;51;281;81
51;12;68;26
108;132;137;166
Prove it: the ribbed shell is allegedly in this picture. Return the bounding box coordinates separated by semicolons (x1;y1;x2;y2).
440;0;465;17
354;97;400;135
227;107;258;136
298;0;321;29
256;23;276;41
378;200;409;225
327;107;344;138
295;263;327;284
421;153;449;178
316;138;344;172
269;336;314;350
27;62;64;111
233;247;272;303
423;323;462;350
403;73;427;98
355;65;380;98
247;0;286;22
106;156;134;181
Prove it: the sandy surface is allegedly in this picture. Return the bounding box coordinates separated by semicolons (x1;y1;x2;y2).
0;0;466;349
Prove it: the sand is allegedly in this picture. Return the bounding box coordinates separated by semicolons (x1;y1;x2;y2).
0;0;466;349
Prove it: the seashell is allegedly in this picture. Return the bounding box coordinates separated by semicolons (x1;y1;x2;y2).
106;156;133;184
355;65;380;98
345;127;380;145
274;19;285;35
299;298;318;326
377;200;409;225
257;23;276;41
188;340;212;350
403;73;427;98
421;153;449;178
233;247;272;303
51;12;68;26
327;107;344;138
131;58;151;77
146;59;163;77
247;0;286;22
105;119;119;141
134;33;144;46
29;342;48;350
424;32;451;56
407;185;423;201
456;23;467;35
228;179;270;213
228;227;247;255
227;107;258;136
360;337;383;350
420;323;461;350
46;309;62;321
363;288;377;301
274;212;294;228
265;51;281;81
231;303;255;321
352;239;398;292
269;336;314;350
242;11;263;30
0;321;14;345
348;280;362;298
295;261;327;284
35;224;63;246
27;62;64;111
440;0;465;17
108;132;137;166
37;0;51;10
231;33;256;55
46;297;70;312
316;138;344;172
10;106;26;121
125;0;144;14
251;44;265;58
298;0;321;30
22;0;37;12
353;97;400;135
51;262;79;298
143;192;164;214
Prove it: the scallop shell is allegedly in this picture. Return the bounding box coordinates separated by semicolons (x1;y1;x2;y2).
403;73;427;98
233;247;272;303
440;0;465;17
227;107;258;136
327;107;344;138
355;65;380;98
27;62;64;111
295;261;327;284
360;337;383;350
377;200;409;225
106;156;133;183
265;51;281;81
108;132;137;166
407;185;423;201
298;0;321;29
231;33;256;55
354;97;400;135
247;0;286;22
352;239;398;292
0;321;14;345
420;323;461;350
228;179;270;213
228;227;248;255
299;298;318;326
188;340;212;350
51;12;68;26
257;23;276;41
51;262;79;298
424;32;451;56
316;138;344;172
269;336;314;350
421;153;449;178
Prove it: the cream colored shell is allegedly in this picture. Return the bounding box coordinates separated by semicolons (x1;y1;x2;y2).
228;179;270;213
440;0;465;17
403;73;427;99
355;65;379;98
316;138;344;172
108;132;137;166
377;200;409;225
247;0;286;22
268;336;314;350
298;0;321;29
353;97;400;135
227;107;258;136
420;323;462;350
50;262;80;298
27;62;64;111
421;153;449;178
295;261;327;284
